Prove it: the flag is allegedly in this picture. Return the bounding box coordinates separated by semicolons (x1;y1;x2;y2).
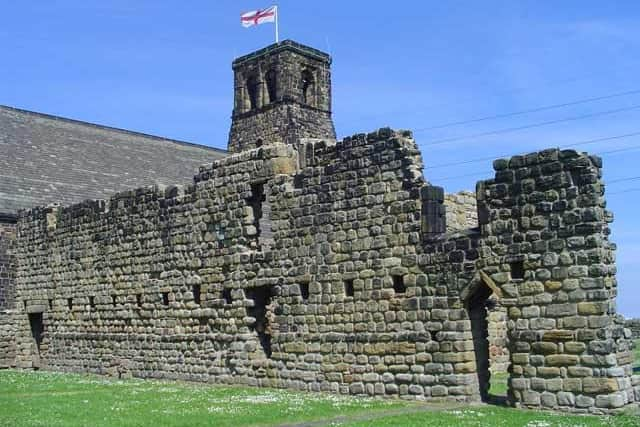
241;6;277;28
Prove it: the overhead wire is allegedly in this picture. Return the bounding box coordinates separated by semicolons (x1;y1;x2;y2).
608;188;640;195
341;68;625;126
418;104;640;146
429;146;640;183
414;89;640;132
424;131;640;170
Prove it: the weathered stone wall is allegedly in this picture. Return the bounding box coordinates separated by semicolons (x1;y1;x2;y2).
444;191;477;232
0;221;16;309
0;310;16;368
228;104;335;152
626;318;640;339
477;149;637;413
12;135;638;414
228;41;336;152
16;131;479;400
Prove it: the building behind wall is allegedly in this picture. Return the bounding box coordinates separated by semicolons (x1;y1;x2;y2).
5;40;640;415
0;104;227;366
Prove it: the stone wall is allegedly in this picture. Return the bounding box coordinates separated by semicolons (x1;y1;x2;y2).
0;310;16;368
11;132;639;414
626;319;640;339
0;221;16;309
228;104;335;152
444;191;477;232
477;149;637;412
228;41;336;152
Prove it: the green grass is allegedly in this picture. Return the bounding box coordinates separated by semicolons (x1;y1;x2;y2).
0;363;638;427
490;371;509;397
340;406;640;426
0;370;406;427
634;339;640;371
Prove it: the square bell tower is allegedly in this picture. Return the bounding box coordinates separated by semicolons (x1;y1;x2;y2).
227;40;336;153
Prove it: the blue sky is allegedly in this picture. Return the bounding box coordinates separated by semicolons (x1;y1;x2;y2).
2;1;640;316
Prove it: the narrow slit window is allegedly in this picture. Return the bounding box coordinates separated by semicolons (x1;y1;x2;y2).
246;286;272;358
89;296;95;309
112;295;117;307
249;183;265;234
511;261;525;280
392;275;406;294
222;288;232;305
301;69;315;106
265;69;277;103
193;285;201;305
48;299;53;310
344;279;354;297
246;75;259;110
162;292;169;306
300;282;309;301
136;294;142;307
67;298;73;310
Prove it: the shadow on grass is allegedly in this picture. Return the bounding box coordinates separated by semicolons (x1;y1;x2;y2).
633;366;640;374
486;393;508;406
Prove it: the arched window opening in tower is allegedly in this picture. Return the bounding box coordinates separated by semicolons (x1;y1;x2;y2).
246;75;260;110
301;69;315;106
265;69;277;103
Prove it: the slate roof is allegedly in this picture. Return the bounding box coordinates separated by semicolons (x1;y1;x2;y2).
0;105;227;216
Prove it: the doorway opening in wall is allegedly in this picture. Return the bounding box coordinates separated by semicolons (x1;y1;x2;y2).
246;286;272;358
28;312;44;370
466;280;509;405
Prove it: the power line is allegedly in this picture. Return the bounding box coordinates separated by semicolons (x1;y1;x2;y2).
430;149;640;183
414;89;640;132
607;176;640;184
418;104;640;146
431;171;488;182
341;69;620;127
425;132;640;170
608;188;640;195
597;145;640;156
432;170;640;186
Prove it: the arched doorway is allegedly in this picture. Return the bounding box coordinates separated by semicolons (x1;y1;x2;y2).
464;272;507;403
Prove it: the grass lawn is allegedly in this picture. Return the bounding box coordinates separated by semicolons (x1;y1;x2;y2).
0;370;406;427
634;339;640;372
1;370;638;427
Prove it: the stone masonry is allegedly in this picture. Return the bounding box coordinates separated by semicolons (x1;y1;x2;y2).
626;319;640;339
444;191;478;232
0;220;15;310
228;40;336;153
3;40;639;415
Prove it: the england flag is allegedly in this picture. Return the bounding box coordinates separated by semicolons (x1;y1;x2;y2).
241;6;277;28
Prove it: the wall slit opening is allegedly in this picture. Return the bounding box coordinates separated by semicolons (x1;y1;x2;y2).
248;182;273;248
246;286;272;358
193;284;201;305
344;279;354;297
466;281;508;405
392;275;406;294
300;282;309;301
28;312;44;369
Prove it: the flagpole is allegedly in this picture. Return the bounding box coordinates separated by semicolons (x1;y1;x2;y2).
275;6;279;43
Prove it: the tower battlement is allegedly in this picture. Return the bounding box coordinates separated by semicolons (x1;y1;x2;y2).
228;39;336;152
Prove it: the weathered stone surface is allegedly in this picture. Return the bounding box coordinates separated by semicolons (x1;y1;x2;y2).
0;39;636;417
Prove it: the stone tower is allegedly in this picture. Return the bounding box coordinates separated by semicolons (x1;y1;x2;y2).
228;40;336;153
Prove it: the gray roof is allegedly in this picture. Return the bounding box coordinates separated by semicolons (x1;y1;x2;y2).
0;105;227;215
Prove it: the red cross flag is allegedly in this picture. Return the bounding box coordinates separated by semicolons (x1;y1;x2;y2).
241;6;279;42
